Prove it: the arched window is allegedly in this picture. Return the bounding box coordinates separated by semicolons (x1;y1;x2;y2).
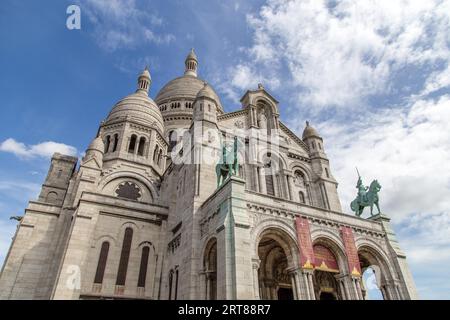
153;145;159;162
299;191;305;204
94;242;110;284
264;162;275;196
204;239;217;300
137;137;146;156
116;228;133;286
105;135;111;153
112;134;119;152
128;135;137;153
158;149;163;165
168;131;177;151
137;246;150;288
294;170;305;187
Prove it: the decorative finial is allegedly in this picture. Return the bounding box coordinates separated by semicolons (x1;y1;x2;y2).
306;121;310;126
258;83;264;89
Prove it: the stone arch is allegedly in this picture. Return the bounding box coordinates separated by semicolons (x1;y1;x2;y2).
254;96;278;116
252;218;299;260
45;191;58;203
136;240;156;252
94;234;118;248
202;237;217;300
116;221;139;246
254;225;299;300
356;241;397;300
290;163;313;182
310;230;348;273
311;232;348;300
99;171;159;201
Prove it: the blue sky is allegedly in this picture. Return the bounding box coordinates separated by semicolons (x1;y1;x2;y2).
1;0;449;299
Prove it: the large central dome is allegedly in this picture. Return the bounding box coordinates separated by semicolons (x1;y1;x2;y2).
154;49;223;135
155;74;222;110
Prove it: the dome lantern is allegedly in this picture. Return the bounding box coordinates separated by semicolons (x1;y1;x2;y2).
136;66;151;95
185;48;198;77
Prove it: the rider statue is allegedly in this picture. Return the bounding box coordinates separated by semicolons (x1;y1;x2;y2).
350;168;382;218
356;176;368;204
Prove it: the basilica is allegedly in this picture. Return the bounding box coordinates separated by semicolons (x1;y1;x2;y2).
0;50;417;300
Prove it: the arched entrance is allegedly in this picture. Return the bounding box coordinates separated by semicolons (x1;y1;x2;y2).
257;228;297;300
203;238;217;300
358;246;393;300
312;242;343;300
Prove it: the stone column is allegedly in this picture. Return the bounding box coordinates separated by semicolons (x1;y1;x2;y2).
290;273;298;300
302;271;311;300
355;277;363;300
259;166;267;194
253;166;259;192
307;272;316;300
286;174;294;201
199;272;207;300
338;280;346;300
252;259;261;300
205;272;211;300
272;172;279;197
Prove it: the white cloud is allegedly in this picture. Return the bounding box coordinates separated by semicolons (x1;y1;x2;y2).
225;0;450;111
0;138;77;159
81;0;175;51
230;3;450;298
316;95;450;222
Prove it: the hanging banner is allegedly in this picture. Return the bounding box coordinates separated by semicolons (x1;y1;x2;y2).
340;226;362;277
313;244;339;273
295;216;315;269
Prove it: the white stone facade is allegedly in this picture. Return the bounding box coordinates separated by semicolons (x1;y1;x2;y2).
0;51;418;300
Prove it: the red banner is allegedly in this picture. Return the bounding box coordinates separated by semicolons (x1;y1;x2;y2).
295;217;315;270
340;226;362;277
313;244;339;273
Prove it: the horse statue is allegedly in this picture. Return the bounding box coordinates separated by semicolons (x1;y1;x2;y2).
215;136;240;188
350;175;382;217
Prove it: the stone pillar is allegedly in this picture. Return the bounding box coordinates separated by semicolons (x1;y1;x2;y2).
287;174;294;201
293;269;310;300
253;166;259;192
199;272;206;300
338;279;346;300
302;271;311;300
206;273;211;300
355;277;363;300
259;166;267;194
307;272;316;300
252;259;260;300
290;273;298;300
272;172;279;197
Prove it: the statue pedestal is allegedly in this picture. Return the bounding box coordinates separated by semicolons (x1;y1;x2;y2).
368;213;390;222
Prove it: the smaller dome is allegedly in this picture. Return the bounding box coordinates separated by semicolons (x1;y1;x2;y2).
106;93;164;133
87;136;104;153
196;82;216;101
302;121;320;139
